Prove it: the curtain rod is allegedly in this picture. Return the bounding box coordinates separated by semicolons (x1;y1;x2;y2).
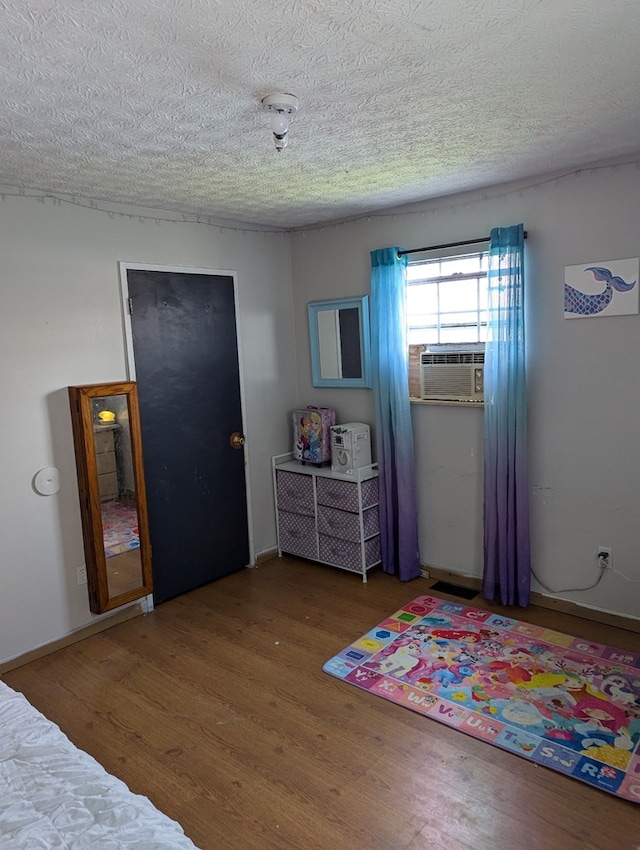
398;231;527;257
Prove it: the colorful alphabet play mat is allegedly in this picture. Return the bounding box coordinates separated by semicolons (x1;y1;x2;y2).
101;501;139;558
323;595;640;803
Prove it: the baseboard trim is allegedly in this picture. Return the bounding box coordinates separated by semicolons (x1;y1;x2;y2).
254;547;279;566
0;603;145;675
424;566;640;635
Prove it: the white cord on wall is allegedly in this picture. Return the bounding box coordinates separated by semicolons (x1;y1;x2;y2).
532;552;640;593
531;553;608;594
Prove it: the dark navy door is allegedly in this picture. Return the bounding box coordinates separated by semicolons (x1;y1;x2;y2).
126;268;250;603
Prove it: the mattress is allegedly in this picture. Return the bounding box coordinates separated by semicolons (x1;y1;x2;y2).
0;679;200;849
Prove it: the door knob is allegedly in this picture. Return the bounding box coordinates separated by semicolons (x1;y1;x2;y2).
229;431;245;449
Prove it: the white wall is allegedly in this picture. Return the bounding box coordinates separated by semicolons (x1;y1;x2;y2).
290;158;640;621
4;158;639;663
0;193;297;663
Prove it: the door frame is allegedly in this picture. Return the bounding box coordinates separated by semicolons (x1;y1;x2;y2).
117;261;255;568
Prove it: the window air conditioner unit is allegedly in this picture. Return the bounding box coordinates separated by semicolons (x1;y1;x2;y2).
420;350;485;402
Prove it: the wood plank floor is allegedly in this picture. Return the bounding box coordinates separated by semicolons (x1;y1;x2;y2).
3;557;639;849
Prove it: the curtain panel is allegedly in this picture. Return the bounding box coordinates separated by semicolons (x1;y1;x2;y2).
482;224;531;606
370;248;421;581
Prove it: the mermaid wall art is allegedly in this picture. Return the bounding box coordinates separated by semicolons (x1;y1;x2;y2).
564;257;638;318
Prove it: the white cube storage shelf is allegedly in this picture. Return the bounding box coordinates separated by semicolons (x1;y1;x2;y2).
272;452;381;582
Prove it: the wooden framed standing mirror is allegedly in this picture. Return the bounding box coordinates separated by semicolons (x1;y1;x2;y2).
68;382;153;613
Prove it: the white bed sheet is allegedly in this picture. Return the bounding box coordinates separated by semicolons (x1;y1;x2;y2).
0;679;201;849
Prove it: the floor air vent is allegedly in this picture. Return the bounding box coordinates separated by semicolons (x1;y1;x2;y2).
430;581;479;600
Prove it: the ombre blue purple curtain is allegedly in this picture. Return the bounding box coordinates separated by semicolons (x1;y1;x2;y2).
483;224;531;606
370;248;421;581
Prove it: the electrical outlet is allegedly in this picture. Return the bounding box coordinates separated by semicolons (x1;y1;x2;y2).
597;547;612;569
75;564;88;585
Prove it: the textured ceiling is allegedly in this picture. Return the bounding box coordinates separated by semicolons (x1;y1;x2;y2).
2;0;640;229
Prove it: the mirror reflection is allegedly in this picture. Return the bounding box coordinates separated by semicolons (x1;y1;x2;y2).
315;306;362;380
92;394;144;598
69;381;153;614
308;296;372;388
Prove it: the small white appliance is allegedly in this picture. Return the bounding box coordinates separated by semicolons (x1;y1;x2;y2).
330;423;371;474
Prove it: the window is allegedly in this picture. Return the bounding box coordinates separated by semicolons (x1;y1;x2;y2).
406;251;488;346
406;249;487;401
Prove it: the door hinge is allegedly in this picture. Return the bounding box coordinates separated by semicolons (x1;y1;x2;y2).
128;297;133;315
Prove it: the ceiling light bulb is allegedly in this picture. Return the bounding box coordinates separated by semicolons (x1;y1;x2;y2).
270;112;289;136
261;93;298;152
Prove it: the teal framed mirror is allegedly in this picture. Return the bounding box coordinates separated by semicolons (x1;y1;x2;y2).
308;296;371;388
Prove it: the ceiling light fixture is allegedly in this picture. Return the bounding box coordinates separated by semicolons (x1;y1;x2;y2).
261;92;298;153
